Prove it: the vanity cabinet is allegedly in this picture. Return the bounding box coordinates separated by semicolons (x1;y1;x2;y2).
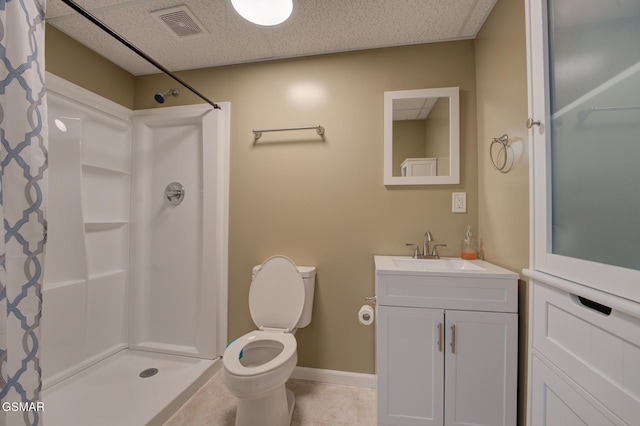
377;306;517;426
374;256;518;426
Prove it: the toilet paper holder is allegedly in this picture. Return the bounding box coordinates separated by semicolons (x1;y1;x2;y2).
364;296;376;305
358;301;375;326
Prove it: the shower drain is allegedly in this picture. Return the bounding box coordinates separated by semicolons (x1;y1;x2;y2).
139;368;159;378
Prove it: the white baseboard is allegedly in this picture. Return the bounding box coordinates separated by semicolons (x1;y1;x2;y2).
291;366;376;389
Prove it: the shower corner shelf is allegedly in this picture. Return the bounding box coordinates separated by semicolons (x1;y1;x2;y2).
88;269;127;281
82;163;130;176
84;221;128;232
43;278;88;292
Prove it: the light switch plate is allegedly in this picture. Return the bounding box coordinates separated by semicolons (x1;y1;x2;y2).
452;192;466;213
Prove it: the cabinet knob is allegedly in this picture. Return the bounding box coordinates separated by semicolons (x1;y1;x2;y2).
526;118;541;129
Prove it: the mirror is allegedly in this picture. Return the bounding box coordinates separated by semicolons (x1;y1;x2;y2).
384;87;460;185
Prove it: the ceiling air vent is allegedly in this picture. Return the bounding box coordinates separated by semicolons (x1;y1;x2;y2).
152;5;208;39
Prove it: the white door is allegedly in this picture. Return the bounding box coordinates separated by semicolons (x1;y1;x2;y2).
444;310;517;426
377;306;445;426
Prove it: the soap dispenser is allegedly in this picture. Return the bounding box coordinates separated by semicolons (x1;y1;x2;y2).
461;225;477;260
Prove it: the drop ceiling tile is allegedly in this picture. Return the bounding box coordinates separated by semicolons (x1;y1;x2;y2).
46;0;498;75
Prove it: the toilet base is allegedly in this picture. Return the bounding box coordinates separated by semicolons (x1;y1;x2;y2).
286;388;294;422
234;385;295;426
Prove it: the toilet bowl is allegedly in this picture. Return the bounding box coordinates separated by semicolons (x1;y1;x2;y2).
222;255;316;426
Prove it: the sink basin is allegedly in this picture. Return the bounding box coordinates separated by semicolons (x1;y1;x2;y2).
391;257;485;271
374;255;519;311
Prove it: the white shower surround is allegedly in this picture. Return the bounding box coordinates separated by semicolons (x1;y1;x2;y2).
130;103;229;359
42;73;229;424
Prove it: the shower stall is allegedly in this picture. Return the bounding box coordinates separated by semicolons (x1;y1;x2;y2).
41;73;229;425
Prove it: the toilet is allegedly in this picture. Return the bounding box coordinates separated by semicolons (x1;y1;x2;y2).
222;255;316;426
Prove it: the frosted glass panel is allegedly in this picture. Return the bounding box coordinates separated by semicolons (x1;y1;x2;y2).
548;0;640;270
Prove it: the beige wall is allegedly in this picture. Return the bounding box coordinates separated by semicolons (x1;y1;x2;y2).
474;0;529;423
135;42;478;373
45;25;135;109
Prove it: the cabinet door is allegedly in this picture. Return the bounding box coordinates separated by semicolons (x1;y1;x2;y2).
377;306;445;426
444;311;517;426
529;355;622;425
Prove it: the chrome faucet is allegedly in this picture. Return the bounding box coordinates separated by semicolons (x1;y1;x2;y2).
406;231;446;259
422;231;433;259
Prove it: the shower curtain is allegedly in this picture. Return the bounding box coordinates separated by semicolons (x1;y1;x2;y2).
0;1;48;425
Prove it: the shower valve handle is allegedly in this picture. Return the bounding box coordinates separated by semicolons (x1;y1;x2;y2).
164;182;185;206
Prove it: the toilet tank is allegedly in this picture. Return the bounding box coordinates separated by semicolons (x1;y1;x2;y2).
252;264;316;329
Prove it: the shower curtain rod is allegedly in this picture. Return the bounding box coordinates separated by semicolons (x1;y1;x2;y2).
60;0;220;110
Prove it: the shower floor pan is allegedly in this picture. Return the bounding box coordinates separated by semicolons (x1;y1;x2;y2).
43;349;219;426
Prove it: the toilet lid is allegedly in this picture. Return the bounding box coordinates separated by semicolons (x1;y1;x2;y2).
249;255;304;332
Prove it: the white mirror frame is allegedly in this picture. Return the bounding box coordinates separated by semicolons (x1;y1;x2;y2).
384;87;460;185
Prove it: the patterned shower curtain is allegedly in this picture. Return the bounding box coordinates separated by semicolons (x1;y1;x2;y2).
0;0;47;425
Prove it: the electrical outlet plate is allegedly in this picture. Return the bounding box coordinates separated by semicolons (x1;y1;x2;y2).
452;192;466;213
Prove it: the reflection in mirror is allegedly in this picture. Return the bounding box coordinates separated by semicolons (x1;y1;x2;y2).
392;97;450;177
384;87;459;185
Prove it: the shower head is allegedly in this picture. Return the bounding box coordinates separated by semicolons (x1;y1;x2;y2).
154;89;180;104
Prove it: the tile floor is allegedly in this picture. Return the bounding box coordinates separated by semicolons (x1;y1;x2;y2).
164;372;377;425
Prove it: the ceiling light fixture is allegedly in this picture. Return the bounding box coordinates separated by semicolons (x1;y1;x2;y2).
231;0;294;26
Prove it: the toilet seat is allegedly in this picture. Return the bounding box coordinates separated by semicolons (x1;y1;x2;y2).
224;256;302;377
249;255;304;332
223;330;297;377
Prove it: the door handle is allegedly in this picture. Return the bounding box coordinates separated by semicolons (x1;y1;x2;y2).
437;323;443;352
526;118;541;128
